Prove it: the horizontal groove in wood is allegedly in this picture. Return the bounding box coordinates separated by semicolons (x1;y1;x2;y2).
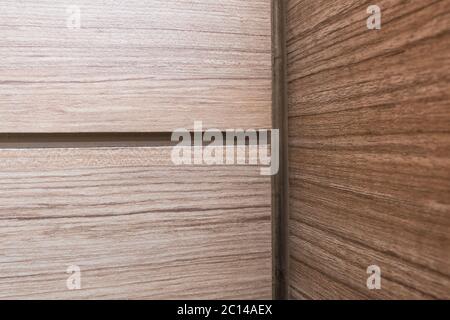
0;147;272;299
0;132;272;149
0;133;174;148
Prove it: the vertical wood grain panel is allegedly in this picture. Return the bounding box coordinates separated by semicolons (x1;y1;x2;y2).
0;0;271;132
287;0;450;299
0;147;272;299
272;0;289;300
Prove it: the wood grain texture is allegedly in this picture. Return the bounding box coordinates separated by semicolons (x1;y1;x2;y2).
271;0;289;299
287;0;450;299
0;0;271;132
0;147;271;299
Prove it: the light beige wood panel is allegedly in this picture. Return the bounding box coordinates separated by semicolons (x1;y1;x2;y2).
0;0;271;132
0;147;271;299
287;0;450;299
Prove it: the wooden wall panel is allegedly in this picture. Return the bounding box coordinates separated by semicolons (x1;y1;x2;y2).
0;0;271;132
0;147;271;299
287;0;450;299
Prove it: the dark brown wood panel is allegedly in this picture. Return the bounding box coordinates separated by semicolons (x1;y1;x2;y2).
287;0;450;299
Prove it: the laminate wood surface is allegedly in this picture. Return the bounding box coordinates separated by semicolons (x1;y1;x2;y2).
0;147;271;299
287;0;450;299
0;0;271;132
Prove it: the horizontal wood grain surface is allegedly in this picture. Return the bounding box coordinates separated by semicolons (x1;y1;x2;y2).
287;0;450;299
0;0;272;132
0;147;272;299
